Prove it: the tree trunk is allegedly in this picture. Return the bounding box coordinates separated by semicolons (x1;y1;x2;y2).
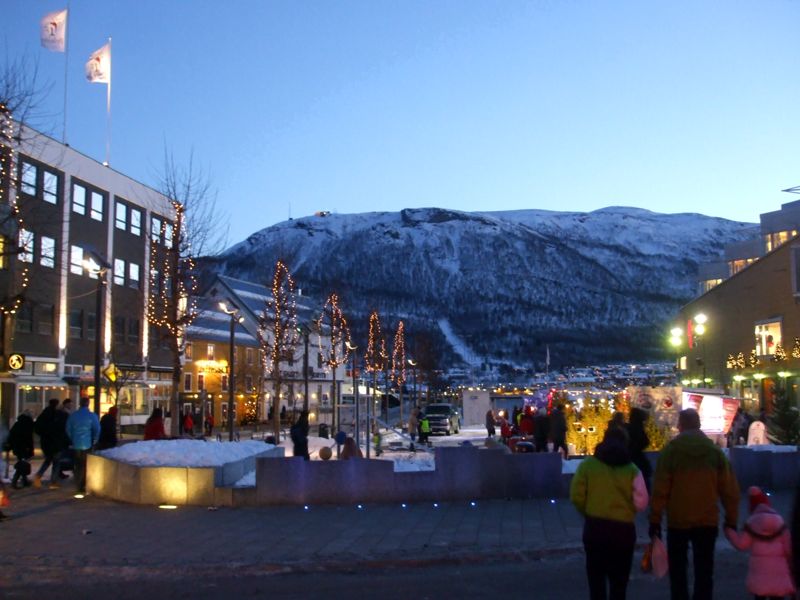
170;349;181;437
273;377;281;443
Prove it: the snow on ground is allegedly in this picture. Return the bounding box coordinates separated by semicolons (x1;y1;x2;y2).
98;439;275;468
278;435;337;460
234;470;256;487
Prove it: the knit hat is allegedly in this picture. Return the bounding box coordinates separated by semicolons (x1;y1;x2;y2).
748;486;770;512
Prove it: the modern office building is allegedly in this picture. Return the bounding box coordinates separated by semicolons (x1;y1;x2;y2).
697;197;800;295
0;128;176;430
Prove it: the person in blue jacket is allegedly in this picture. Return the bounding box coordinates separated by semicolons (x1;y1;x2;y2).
65;397;100;494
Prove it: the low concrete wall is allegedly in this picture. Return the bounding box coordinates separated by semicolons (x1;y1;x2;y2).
254;446;562;506
87;446;285;505
729;447;800;491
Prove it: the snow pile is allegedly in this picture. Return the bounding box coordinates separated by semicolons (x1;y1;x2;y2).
377;452;435;472
234;471;256;487
278;435;336;459
98;439;274;468
561;458;584;474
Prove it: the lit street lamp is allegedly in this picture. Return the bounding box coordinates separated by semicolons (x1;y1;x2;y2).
346;341;358;449
670;327;682;383
694;314;707;388
408;358;418;409
219;299;244;442
82;246;112;416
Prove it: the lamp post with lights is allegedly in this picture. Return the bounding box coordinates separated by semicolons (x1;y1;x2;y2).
219;299;244;441
694;314;708;388
82;246;112;416
670;327;683;384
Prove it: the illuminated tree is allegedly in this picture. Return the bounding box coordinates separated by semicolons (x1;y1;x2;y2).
317;293;350;433
392;321;406;425
774;342;787;362
748;349;760;368
148;150;226;435
736;352;746;370
364;312;387;420
793;338;800;360
258;261;298;442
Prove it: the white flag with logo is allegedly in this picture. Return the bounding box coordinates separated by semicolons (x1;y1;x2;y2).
546;344;550;366
40;9;68;52
86;43;111;83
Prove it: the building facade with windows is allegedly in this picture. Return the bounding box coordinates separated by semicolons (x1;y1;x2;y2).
678;231;800;413
0;128;176;430
697;198;800;295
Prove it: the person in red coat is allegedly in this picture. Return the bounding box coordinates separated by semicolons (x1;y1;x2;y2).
519;407;535;437
143;408;167;441
183;412;194;437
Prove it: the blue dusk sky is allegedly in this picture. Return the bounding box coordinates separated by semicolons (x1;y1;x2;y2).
3;1;799;243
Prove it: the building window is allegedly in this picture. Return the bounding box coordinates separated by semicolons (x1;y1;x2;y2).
197;373;205;392
72;184;86;215
70;245;83;275
165;223;174;248
38;304;54;336
183;372;192;392
15;303;32;333
246;347;253;366
21;162;37;195
87;312;96;341
152;217;162;244
43;172;58;204
317;353;323;369
149;324;159;350
40;236;55;268
221;374;228;392
0;236;6;269
18;230;33;263
185;342;193;361
150;269;160;295
698;279;722;295
246;375;253;393
90;192;104;221
69;309;82;339
114;316;125;344
130;209;141;236
207;344;214;361
128;319;140;345
115;203;127;230
129;263;140;289
114;259;125;286
755;321;782;357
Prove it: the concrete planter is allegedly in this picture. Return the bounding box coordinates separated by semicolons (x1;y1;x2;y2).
87;446;285;505
254;446;562;506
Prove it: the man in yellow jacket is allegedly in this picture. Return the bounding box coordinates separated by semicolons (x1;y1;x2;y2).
649;408;740;600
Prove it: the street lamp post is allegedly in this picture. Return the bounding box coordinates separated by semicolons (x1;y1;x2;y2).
82;247;112;416
670;327;683;384
219;299;244;442
296;323;312;412
346;341;357;449
408;359;417;410
694;314;707;388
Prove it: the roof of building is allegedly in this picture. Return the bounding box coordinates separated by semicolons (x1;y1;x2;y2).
185;297;259;347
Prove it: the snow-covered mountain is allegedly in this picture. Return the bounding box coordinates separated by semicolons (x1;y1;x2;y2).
212;206;754;374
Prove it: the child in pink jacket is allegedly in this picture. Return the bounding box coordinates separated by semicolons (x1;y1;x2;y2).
725;486;795;600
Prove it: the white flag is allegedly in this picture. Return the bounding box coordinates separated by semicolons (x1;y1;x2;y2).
86;43;111;84
40;9;68;52
546;345;550;366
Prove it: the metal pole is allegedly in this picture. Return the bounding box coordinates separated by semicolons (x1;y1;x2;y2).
703;335;707;388
353;349;358;448
93;270;104;415
303;333;309;412
228;314;235;442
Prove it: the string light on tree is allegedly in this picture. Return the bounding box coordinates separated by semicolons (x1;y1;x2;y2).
793;337;800;360
774;342;787;362
392;321;405;386
736;352;746;370
748;349;760;368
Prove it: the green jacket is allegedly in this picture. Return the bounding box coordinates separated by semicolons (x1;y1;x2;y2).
570;455;648;523
649;430;740;529
420;418;430;433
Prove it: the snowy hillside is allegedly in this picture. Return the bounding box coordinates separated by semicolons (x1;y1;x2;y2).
211;206;753;373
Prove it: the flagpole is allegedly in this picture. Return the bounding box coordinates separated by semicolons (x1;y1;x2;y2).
62;4;70;145
106;37;111;166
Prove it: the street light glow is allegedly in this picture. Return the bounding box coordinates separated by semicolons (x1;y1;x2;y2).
671;327;682;337
670;336;681;347
695;324;705;335
694;314;707;325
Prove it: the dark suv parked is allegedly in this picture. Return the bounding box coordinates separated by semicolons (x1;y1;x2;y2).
422;404;461;436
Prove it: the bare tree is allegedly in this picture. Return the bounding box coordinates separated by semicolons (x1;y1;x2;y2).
364;311;387;425
317;293;350;433
148;149;227;436
258;261;298;443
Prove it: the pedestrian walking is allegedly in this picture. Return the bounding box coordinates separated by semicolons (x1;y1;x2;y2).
550;404;569;457
571;426;649;600
56;399;73;481
534;408;550;452
33;399;63;488
626;408;653;494
726;486;795;600
419;413;431;445
486;409;497;437
5;410;35;489
291;410;310;460
144;408;167;441
205;414;214;436
408;407;419;444
97;406;118;450
649;408;740;600
65;397;100;494
183;411;194;438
